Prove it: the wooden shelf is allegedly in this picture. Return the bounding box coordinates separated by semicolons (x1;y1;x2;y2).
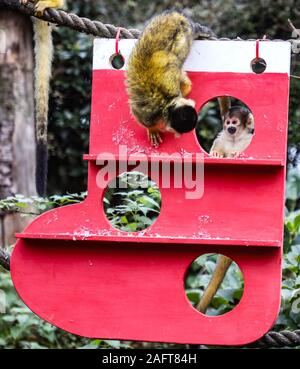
16;232;281;247
83;154;284;167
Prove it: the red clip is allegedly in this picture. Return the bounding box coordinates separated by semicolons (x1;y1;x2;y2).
256;35;267;59
256;39;260;59
115;27;122;55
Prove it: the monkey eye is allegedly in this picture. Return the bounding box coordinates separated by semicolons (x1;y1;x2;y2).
225;120;230;125
231;120;238;125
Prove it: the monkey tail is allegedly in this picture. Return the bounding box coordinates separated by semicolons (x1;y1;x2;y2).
33;18;53;197
197;255;232;313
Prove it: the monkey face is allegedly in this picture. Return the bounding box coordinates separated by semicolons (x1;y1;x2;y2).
167;98;198;135
223;107;254;139
224;116;242;137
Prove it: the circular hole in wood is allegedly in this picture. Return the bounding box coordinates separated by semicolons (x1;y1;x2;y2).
184;253;244;316
251;57;267;74
103;171;161;232
196;96;254;157
110;53;125;69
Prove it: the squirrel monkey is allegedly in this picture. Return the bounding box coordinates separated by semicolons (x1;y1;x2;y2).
20;0;65;196
198;107;254;313
126;11;201;147
197;254;233;313
210;106;254;158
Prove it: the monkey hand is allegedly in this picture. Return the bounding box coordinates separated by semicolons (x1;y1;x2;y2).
229;151;241;158
210;150;224;158
20;2;45;15
34;1;50;16
147;128;163;147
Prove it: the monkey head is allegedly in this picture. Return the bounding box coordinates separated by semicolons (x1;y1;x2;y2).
165;98;198;137
223;106;254;138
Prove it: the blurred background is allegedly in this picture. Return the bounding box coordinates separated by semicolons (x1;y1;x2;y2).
0;0;300;349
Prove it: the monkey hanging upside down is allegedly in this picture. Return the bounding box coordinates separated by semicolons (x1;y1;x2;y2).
126;11;202;147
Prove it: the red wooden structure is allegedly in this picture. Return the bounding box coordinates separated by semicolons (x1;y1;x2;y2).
11;39;291;345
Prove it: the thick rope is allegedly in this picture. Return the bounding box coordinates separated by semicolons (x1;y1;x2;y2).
1;0;215;39
2;0;298;48
3;0;298;49
251;330;300;348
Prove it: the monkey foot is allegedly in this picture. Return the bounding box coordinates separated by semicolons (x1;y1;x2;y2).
210;150;224;158
35;2;49;16
148;130;162;147
230;151;241;158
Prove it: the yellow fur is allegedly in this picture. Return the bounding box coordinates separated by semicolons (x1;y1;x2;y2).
126;12;193;129
35;0;64;15
31;0;64;142
20;0;64;195
33;18;52;142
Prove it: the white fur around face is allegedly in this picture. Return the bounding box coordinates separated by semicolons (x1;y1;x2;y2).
210;129;254;158
175;98;196;108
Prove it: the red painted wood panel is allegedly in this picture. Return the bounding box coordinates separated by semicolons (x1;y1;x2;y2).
16;163;284;246
12;240;281;345
11;41;289;345
89;71;289;161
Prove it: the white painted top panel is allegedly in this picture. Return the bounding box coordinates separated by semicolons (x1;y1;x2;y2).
93;38;291;74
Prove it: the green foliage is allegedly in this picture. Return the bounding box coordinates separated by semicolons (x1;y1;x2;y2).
285;168;300;252
0;269;88;349
0;267;136;349
104;172;161;232
279;245;300;330
196;99;222;153
48;28;92;194
0;193;87;215
284;210;300;253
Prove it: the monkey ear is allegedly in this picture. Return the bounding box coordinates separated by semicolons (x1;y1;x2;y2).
239;107;251;117
168;105;198;134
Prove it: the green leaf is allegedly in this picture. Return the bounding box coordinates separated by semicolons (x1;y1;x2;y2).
294;214;300;232
120;216;128;224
